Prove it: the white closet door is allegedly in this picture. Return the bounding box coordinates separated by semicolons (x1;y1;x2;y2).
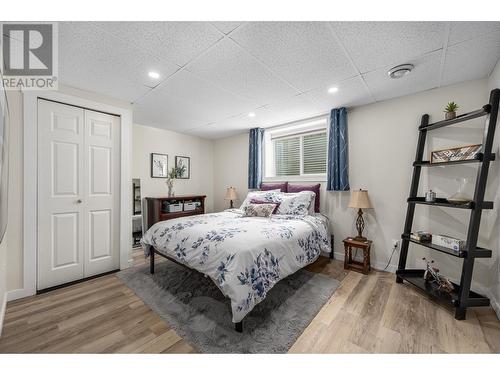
38;100;85;290
83;110;120;277
38;101;121;290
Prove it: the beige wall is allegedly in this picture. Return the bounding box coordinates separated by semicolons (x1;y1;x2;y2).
213;133;249;211
214;79;500;312
132;124;215;213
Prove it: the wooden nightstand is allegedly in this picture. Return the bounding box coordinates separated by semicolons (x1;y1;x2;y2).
343;237;372;274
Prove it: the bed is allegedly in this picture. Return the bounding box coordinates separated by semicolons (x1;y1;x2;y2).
141;189;333;332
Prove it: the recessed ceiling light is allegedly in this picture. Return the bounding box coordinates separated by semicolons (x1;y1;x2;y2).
388;64;414;79
248;112;256;118
148;71;160;79
328;87;339;94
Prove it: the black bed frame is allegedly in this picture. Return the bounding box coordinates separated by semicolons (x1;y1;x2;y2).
145;234;334;333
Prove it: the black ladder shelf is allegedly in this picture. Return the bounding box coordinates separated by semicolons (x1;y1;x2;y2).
396;88;500;320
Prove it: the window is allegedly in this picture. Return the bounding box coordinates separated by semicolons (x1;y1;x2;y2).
264;117;328;179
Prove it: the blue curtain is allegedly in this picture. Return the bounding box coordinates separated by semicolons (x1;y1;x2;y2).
248;128;264;189
327;108;350;191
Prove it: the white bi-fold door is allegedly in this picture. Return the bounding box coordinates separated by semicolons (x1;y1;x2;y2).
37;99;120;290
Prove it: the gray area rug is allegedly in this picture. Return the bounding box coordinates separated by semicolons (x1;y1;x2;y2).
118;260;339;353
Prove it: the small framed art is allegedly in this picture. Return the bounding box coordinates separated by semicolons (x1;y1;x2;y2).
151;153;168;178
175;156;190;179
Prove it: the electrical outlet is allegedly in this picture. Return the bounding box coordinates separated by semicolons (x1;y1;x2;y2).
392;239;400;250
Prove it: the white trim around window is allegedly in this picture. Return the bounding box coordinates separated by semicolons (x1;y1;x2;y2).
263;115;328;182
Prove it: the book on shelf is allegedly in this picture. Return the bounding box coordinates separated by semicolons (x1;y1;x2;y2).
432;234;465;252
410;231;432;242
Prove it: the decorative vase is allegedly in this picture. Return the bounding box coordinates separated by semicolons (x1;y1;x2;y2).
445;111;456;120
447;178;471;204
166;179;175;197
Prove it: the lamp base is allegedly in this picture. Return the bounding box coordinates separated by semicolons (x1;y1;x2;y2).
355;208;366;240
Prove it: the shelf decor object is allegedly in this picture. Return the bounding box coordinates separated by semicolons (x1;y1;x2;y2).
224;186;237;208
447;177;472;204
348;189;373;241
430;144;482;164
444;101;459;120
396;88;499;320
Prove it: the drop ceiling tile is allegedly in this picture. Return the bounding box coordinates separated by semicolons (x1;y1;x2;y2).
262;93;325;126
59;22;160;102
331;21;446;73
449;21;500;45
60;22;180;85
210;22;243;35
185;106;276;139
91;22;222;68
134;69;257;130
442;31;500;86
186;38;298;106
220;107;278;130
133;99;204;132
184;125;245;140
304;76;373;112
230;22;356;92
363;51;442;102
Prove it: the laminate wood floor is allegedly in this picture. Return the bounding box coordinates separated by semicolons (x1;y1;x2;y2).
1;250;498;353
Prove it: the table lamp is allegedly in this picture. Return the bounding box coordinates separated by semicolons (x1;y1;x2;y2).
225;187;237;208
348;189;373;241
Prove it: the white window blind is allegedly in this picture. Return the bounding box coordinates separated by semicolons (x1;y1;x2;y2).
273;130;327;177
303;132;327;174
274;136;300;176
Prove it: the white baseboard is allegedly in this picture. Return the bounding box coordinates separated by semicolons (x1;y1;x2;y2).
6;288;34;302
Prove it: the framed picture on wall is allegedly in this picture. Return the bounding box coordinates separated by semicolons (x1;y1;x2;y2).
175;156;190;179
151;153;168;178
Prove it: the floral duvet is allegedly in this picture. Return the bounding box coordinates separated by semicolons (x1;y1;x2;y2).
141;209;331;323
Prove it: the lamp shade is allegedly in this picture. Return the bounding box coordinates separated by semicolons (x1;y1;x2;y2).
225;187;237;201
348;189;373;209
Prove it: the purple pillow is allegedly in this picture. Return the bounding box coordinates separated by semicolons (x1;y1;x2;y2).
260;182;288;192
250;198;280;214
288;184;321;213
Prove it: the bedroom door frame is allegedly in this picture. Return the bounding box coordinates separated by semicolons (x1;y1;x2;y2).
16;89;133;300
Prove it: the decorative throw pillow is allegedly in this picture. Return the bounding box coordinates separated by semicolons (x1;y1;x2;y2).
250;198;281;213
239;190;282;211
243;203;277;218
260;182;288;192
276;191;315;216
288;184;321;213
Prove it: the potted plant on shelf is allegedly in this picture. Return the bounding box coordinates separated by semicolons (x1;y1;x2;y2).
165;165;186;197
444;102;459;120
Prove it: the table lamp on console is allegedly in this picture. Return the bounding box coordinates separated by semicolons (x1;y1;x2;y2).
348;189;373;241
225;187;237;208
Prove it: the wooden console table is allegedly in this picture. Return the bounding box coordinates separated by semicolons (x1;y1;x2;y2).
145;195;206;230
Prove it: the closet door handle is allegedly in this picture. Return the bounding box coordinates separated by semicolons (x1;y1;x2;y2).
76;199;83;204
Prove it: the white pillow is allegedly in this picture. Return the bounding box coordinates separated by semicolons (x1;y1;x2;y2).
276;191;315;216
239;189;281;211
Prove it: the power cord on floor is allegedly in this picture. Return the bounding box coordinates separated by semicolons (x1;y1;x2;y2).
383;243;399;271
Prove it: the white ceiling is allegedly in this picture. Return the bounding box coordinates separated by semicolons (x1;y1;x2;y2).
57;21;500;139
